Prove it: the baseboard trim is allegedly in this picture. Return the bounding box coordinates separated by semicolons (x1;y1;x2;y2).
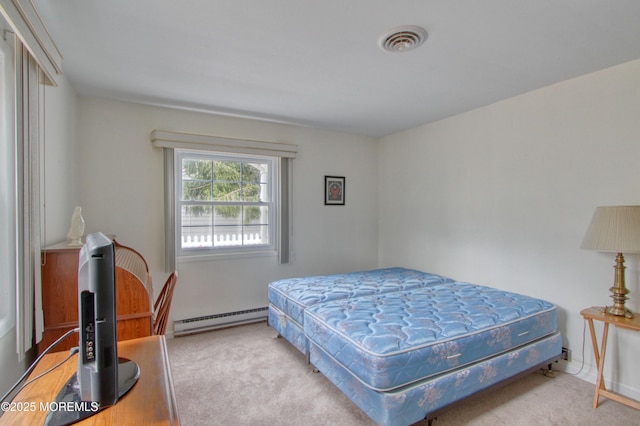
556;359;640;402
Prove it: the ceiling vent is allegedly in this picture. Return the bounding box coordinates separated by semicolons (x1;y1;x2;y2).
378;25;428;53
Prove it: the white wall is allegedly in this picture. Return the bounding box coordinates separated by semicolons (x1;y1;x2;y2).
76;97;379;324
43;74;80;244
379;59;640;399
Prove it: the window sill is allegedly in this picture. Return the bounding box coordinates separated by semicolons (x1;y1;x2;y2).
177;249;278;263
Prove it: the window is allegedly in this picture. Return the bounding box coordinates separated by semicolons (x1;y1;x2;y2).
176;150;277;257
152;130;296;267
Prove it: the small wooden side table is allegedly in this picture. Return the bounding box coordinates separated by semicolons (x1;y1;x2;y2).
580;307;640;411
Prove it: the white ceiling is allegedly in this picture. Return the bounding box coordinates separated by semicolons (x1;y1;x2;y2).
32;0;640;137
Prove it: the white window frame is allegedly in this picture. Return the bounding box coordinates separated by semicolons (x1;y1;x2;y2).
175;149;279;259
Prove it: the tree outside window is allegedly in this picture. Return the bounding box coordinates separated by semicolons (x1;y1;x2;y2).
177;151;274;252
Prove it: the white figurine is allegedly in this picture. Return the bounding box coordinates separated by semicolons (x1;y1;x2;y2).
67;206;85;246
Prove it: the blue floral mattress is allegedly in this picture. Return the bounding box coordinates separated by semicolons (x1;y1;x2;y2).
304;281;558;391
268;268;452;354
268;267;452;327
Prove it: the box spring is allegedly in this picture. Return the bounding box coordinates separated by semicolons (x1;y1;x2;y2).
310;332;562;426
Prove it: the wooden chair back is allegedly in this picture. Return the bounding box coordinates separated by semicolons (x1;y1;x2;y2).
154;271;178;335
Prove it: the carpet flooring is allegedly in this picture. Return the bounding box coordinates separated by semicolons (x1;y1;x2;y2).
167;322;639;426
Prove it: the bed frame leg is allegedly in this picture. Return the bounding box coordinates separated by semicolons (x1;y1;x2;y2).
307;353;321;373
542;363;556;378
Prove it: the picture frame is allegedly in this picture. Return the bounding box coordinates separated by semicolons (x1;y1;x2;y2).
324;176;345;205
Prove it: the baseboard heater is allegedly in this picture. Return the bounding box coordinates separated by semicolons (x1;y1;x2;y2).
174;307;268;336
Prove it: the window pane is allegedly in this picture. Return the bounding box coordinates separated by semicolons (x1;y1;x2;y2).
214;225;243;246
181;205;212;248
242;162;267;202
212;160;241;201
183;180;212;201
242;182;262;202
214;205;242;247
244;206;269;246
243;206;269;225
209;205;271;247
182;158;213;201
243;225;269;245
213;160;241;181
182;158;212;179
214;181;241;201
241;162;263;183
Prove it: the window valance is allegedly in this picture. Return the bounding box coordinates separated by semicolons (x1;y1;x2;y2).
151;130;297;158
0;0;62;85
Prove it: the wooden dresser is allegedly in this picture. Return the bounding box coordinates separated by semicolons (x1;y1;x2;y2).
39;240;153;354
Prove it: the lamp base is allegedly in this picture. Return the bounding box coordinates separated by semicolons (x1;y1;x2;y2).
603;305;634;319
603;253;634;319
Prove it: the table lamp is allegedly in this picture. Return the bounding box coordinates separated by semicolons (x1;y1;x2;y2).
581;205;640;318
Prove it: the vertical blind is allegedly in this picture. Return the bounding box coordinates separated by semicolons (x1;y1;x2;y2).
15;41;43;357
2;0;61;361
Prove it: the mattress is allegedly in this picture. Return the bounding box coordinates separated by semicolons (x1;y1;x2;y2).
304;281;558;391
268;267;453;327
268;268;453;354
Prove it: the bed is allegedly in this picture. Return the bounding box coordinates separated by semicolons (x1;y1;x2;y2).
268;269;562;426
268;267;454;354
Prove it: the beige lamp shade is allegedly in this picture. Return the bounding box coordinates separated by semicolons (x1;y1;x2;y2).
581;206;640;253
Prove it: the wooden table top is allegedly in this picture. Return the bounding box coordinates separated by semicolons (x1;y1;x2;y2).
0;335;180;425
580;307;640;332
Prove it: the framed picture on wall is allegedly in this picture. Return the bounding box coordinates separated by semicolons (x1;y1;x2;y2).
325;176;345;205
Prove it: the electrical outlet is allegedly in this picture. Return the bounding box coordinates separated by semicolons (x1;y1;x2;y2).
561;347;571;362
